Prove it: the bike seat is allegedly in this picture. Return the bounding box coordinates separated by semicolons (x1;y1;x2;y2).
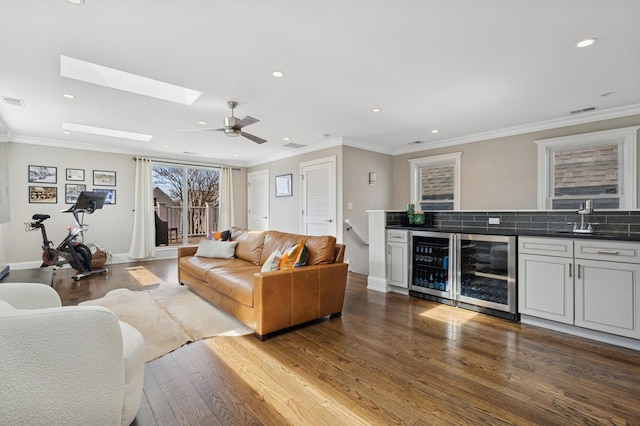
32;214;50;221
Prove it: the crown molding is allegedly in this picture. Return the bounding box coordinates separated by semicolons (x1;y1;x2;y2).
244;137;346;167
392;103;640;155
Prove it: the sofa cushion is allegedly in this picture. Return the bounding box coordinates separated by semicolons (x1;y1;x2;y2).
205;266;258;307
195;240;238;259
179;256;250;281
279;241;308;269
261;231;336;265
231;227;265;265
261;249;282;272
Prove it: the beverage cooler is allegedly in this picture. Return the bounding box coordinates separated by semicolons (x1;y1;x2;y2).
410;231;518;321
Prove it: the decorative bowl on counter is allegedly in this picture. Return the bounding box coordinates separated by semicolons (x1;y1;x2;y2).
409;212;425;225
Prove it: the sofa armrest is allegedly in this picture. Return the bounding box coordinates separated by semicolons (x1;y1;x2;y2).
252;262;348;337
178;245;198;258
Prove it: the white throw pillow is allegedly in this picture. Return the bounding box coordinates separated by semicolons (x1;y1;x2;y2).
261;249;283;272
195;239;238;259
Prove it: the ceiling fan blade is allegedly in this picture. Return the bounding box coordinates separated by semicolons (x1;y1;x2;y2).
176;128;224;132
232;116;259;130
240;131;267;144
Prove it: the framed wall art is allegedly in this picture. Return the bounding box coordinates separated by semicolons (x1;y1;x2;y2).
65;183;86;204
93;170;116;186
29;186;57;204
66;168;85;181
94;188;116;205
275;173;293;197
28;165;57;184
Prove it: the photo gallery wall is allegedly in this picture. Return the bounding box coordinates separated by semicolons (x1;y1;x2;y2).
28;165;117;205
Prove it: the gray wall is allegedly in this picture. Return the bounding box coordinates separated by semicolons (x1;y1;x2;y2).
5;143;248;265
342;145;393;274
392;114;640;210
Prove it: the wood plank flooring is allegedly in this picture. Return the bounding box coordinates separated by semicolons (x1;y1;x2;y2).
53;260;640;425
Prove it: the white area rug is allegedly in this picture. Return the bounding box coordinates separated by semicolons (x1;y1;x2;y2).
80;283;253;362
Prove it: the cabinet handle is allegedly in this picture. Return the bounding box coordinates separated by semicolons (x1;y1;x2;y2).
577;264;581;279
569;263;572;278
390;235;403;239
387;245;390;255
596;249;619;255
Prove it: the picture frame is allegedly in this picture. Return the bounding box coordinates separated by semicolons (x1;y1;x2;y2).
93;170;116;186
29;186;57;204
65;183;86;204
66;168;85;181
28;165;57;184
275;173;293;197
93;188;116;205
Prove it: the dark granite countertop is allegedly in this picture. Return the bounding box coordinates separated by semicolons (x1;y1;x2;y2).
386;225;640;242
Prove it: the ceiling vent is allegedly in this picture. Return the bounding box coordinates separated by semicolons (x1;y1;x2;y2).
1;96;26;107
570;106;597;115
283;142;306;149
408;140;424;145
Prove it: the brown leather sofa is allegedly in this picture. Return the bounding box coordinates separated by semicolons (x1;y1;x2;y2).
178;227;348;340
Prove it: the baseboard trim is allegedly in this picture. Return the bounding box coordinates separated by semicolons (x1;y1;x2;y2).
9;247;177;271
521;314;640;351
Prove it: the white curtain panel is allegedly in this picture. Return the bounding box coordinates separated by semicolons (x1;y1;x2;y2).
128;158;156;259
218;166;234;230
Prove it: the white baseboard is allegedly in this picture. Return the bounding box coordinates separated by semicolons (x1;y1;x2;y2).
521;315;640;351
8;247;177;271
367;275;389;293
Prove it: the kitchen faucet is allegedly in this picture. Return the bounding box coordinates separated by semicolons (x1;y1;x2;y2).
573;199;595;233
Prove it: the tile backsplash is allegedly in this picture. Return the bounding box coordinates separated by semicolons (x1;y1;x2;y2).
386;210;640;237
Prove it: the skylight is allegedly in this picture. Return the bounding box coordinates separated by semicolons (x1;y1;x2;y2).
62;122;153;142
60;55;202;105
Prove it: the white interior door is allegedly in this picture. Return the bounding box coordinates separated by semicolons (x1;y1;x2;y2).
247;170;269;231
300;157;336;237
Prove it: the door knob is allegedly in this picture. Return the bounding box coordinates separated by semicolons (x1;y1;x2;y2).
325;219;334;223
262;216;268;219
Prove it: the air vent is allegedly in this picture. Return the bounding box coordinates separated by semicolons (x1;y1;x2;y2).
408;140;424;145
1;96;26;107
570;106;597;115
283;142;306;149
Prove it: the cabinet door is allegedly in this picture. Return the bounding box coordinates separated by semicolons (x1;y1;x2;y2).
575;259;640;339
387;242;408;288
518;253;574;324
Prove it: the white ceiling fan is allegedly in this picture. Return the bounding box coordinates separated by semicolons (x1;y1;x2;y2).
177;101;267;144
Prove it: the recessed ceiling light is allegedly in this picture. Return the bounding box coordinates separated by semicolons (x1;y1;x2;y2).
60;55;202;105
66;0;85;4
272;71;285;78
234;154;240;157
577;38;597;48
62;122;152;141
63;130;72;135
283;137;290;141
197;121;207;125
162;144;169;148
431;129;439;134
62;93;75;99
372;108;382;113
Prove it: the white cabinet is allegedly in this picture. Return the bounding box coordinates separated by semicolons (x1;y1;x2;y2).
387;229;408;288
574;241;640;339
519;238;574;324
519;237;640;340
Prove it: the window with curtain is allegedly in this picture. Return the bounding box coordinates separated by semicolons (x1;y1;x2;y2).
152;164;220;246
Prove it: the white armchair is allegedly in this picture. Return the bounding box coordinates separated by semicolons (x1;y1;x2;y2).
0;283;145;426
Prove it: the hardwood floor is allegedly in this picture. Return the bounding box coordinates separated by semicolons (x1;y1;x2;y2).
53;260;640;425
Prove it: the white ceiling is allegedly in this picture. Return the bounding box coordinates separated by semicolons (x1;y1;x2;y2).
1;0;640;167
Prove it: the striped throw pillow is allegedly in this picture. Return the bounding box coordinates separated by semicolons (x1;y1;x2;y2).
278;241;308;269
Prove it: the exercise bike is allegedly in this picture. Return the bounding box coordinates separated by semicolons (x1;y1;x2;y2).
26;191;108;281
